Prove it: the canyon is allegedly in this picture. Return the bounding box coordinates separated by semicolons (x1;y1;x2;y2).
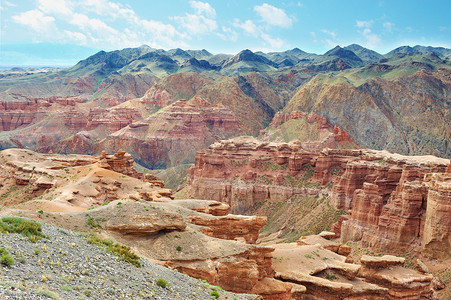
0;149;445;299
186;136;450;260
1;44;450;299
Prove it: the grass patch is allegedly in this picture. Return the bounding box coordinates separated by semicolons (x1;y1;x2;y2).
156;278;168;288
325;273;337;280
61;285;72;291
0;248;14;267
87;234;141;267
0;217;47;242
85;214;101;230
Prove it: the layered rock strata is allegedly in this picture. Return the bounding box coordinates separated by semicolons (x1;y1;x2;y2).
103;97;243;169
272;235;436;299
187;137;450;257
0;149;291;299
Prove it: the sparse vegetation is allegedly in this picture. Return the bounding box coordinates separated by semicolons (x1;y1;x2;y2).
210;290;220;298
325;273;337;280
0;216;47;242
156;278;168;288
176;246;182;252
61;285;72;291
87;234;141;267
85;215;101;230
0;248;14;267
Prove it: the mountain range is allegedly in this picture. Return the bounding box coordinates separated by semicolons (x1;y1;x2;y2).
0;43;450;170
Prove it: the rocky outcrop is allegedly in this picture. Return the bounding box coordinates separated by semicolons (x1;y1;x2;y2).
103;97;243;169
421;171;451;259
189;214;266;244
0;149;290;299
98;150;141;179
187;137;450;257
336;151;449;257
272;236;436;299
358;255;435;299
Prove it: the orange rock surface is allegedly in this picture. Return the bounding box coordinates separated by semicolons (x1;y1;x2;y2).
187;137;450;258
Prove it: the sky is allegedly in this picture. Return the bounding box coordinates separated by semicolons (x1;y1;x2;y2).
1;0;450;66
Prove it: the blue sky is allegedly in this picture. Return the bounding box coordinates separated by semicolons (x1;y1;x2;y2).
1;0;450;66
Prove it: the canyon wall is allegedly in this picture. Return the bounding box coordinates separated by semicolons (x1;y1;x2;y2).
187;137;450;258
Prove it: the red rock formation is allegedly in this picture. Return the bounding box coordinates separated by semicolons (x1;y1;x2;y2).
421;171;451;259
188;137;450;257
358;255;435;299
262;110;359;153
98;150;142;179
189;214;267;244
102;97;243;169
336;152;449;257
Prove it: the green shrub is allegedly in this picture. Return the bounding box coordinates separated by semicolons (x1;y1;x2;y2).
87;234;140;267
210;290;220;299
0;217;47;242
176;246;182;252
0;248;14;267
325;273;337;280
156;278;168;288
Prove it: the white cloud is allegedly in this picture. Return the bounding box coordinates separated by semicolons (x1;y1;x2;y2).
261;32;284;48
217;26;238;42
0;1;15;10
254;3;293;28
360;28;381;49
324;39;337;47
321;29;336;37
38;0;72;16
383;22;394;32
64;30;88;44
173;14;217;35
234;19;285;49
190;1;215;18
356;20;373;28
11;0;188;50
70;13;118;35
173;1;217;35
234;20;259;36
12;9;55;33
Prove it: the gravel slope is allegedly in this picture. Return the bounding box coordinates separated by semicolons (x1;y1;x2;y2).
0;216;257;300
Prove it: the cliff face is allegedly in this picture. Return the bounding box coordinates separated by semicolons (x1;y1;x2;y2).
0;148;292;299
102;97;243;169
2;148;441;299
187;137;450;258
333;151;449;258
284;69;451;157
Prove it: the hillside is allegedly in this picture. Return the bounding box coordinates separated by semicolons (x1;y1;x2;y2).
0;217;253;300
0;44;450;168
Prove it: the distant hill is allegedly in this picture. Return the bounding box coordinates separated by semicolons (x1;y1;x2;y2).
0;44;450;162
344;44;384;63
385;45;451;58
